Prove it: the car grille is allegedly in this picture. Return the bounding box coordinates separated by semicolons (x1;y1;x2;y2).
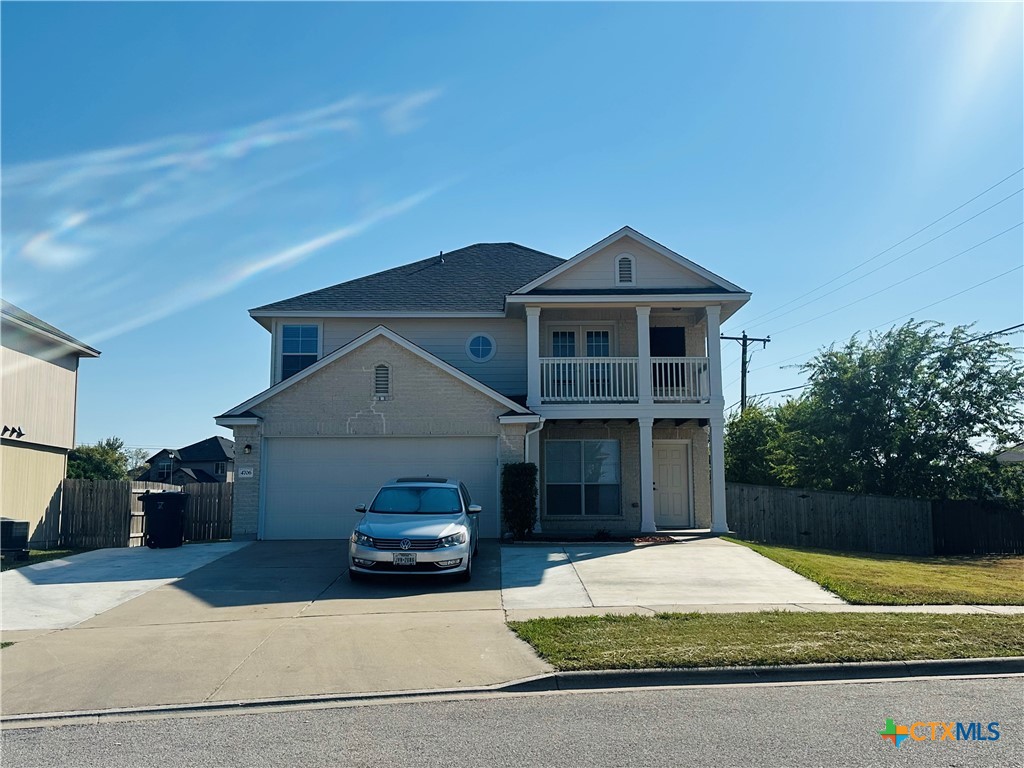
372;538;442;551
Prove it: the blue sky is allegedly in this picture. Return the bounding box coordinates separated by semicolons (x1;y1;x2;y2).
3;2;1022;452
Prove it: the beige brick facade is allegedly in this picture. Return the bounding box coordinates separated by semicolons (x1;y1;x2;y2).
227;335;527;539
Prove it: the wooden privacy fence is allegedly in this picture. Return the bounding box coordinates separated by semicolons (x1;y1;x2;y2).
932;500;1024;555
726;483;934;555
727;483;1024;556
60;479;233;548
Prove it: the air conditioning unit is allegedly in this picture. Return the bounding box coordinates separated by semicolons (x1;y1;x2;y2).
0;517;30;559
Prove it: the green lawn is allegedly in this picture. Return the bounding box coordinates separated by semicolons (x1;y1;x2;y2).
724;538;1024;605
509;612;1024;671
0;549;88;572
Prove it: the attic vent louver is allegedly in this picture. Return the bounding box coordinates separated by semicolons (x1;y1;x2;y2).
616;254;635;285
374;364;391;399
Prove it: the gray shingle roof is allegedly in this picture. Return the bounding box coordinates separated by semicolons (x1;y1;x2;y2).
1;300;101;356
251;243;564;314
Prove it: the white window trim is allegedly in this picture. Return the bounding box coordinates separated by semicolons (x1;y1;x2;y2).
543;438;623;518
373;361;393;400
275;320;323;383
614;253;636;286
542;322;617;357
465;333;497;363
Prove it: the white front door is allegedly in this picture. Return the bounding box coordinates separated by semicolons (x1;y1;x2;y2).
653;440;692;528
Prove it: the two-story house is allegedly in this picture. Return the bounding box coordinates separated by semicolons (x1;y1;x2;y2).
216;227;749;541
135;436;235;484
1;300;100;547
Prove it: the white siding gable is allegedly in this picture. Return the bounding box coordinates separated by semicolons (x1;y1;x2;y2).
542;235;720;292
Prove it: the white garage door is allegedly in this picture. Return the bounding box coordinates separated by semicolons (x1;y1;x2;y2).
262;437;500;540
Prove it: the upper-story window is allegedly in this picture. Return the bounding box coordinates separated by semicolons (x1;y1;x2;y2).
615;254;635;286
281;325;319;379
215;462;226;476
466;333;496;363
157;460;172;482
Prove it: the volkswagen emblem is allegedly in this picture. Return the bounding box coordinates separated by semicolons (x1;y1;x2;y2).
400;538;411;550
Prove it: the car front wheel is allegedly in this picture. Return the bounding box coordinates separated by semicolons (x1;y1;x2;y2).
457;551;473;583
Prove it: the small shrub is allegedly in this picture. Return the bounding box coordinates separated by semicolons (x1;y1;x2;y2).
594;528;612;541
502;462;538;539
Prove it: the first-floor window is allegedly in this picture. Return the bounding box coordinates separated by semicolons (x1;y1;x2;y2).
281;324;319;379
545;440;621;516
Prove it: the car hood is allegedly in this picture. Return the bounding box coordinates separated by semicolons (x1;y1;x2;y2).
359;513;465;540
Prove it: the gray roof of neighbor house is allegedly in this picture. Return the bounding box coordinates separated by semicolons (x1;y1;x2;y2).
251;243;565;314
1;300;101;357
147;436;234;464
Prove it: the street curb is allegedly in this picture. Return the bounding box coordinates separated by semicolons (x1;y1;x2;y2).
3;657;1022;729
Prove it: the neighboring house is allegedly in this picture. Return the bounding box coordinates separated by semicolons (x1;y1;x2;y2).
996;444;1024;465
1;300;100;547
136;436;235;484
216;227;749;541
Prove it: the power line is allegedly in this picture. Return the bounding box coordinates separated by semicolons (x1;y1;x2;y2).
746;323;1024;401
772;222;1023;335
741;167;1024;329
747;264;1024;375
745;187;1023;331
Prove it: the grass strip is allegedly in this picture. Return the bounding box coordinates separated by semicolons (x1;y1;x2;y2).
1;549;89;572
509;612;1024;671
723;538;1024;605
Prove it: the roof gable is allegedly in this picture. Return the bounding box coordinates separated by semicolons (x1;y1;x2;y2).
251;243;563;315
218;326;532;419
513;227;745;295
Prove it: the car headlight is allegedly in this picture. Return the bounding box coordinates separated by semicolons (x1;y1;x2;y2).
351;531;373;547
438;531;467;547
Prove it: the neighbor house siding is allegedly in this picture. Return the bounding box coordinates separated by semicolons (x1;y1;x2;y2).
0;442;66;547
542;235;719;292
308;317;527;397
0;343;79;451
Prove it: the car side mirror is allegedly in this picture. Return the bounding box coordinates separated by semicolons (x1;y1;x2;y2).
355;504;366;513
467;504;482;514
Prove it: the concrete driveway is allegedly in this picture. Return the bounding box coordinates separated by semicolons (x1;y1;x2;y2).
0;541;547;717
500;535;845;618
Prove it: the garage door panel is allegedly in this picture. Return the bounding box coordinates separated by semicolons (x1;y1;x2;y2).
263;438;499;540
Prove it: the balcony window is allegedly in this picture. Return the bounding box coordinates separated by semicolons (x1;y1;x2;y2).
545;440;621;516
551;330;576;357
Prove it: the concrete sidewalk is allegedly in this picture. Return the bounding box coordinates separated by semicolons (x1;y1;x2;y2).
0;541;548;717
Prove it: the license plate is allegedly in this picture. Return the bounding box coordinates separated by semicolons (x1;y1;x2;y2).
393;553;416;566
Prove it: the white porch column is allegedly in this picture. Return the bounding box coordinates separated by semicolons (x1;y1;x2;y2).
638;417;656;532
636;306;653;406
709;415;728;533
526;307;541;409
705;304;724;406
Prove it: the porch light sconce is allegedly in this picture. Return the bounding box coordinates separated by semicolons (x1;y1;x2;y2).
243;444;252;455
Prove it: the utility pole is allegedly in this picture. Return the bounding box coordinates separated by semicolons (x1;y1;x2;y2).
721;331;771;413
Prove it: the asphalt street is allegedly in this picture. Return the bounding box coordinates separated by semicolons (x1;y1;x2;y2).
3;676;1020;767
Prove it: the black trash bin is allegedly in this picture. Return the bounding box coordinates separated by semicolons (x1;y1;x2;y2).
140;491;189;548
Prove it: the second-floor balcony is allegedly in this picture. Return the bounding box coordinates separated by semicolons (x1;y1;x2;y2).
540;356;709;404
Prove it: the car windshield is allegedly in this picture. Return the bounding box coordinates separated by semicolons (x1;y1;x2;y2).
370;486;462;514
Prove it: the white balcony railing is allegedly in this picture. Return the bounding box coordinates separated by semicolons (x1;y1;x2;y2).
540;357;639;403
652;357;709;402
539;357;709;404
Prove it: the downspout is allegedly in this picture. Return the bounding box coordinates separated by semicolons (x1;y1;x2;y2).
523;417;545;533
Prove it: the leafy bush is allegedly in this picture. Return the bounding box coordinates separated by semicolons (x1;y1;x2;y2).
502;462;538;539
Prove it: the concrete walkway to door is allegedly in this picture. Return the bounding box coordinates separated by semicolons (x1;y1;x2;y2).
500;535;847;618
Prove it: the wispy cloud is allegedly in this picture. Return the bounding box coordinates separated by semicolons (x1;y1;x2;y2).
2;89;446;340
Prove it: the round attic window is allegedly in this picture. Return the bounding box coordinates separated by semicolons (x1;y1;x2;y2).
466;334;496;363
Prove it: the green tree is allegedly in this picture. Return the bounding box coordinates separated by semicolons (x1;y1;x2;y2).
724;404;782;485
67;437;133;480
768;321;1024;499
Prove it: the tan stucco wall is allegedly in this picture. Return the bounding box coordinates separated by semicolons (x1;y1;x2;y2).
228;335;525;540
1;442;65;546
